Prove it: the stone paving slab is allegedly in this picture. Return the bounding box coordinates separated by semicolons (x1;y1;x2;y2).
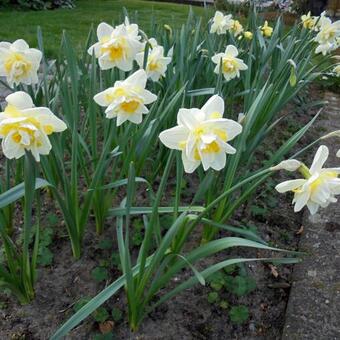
282;92;340;340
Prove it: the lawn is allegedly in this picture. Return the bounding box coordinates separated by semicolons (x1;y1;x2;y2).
0;0;213;57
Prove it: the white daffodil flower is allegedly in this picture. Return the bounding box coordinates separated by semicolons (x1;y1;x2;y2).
0;92;67;161
301;12;317;30
314;17;340;55
210;11;233;35
229;19;244;37
0;39;42;87
334;64;340;77
135;45;171;81
212;45;248;81
88;21;143;71
159;95;242;173
275;145;340;215
93;69;157;126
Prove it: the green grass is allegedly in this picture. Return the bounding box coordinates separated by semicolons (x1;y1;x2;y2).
0;0;213;57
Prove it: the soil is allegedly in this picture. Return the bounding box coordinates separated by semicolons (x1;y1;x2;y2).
0;85;331;340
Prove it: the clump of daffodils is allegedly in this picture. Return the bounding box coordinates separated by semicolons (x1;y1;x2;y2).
260;21;273;38
314;15;340;55
93;69;157;126
135;38;172;82
0;92;67;161
212;45;248;81
88;19;143;71
275;145;340;215
210;11;233;35
159;95;242;173
0;39;42;87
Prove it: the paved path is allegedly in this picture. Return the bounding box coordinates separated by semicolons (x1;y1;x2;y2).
282;92;340;340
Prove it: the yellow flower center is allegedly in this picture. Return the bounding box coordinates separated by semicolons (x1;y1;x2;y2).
4;53;32;78
202;141;220;154
222;58;237;73
120;100;140;113
148;62;159;71
12;132;22;143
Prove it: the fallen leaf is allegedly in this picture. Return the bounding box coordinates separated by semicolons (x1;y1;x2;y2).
296;225;304;235
99;320;114;334
268;264;279;278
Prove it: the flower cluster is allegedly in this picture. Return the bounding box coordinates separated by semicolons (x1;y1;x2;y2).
0;92;67;161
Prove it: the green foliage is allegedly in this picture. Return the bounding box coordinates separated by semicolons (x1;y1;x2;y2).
207;291;219;304
225;275;257;297
91;267;109;282
111;307;123;322
229;305;249;324
98;239;113;251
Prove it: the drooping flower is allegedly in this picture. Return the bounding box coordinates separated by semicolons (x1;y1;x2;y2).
0;39;42;87
301;12;317;30
260;21;273;37
210;11;233;35
135;44;171;81
212;45;248;81
0;92;67;161
275;145;340;215
229;19;244;37
93;69;157;126
159;95;242;173
314;17;340;55
88;21;143;71
244;31;253;40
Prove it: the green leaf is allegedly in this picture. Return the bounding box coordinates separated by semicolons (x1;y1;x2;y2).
98;239;113;250
207;292;219;304
111;307;123;322
92;307;109;323
91;267;108;282
0;178;51;209
229;305;249;324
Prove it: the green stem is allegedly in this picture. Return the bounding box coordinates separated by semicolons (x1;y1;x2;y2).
22;151;36;302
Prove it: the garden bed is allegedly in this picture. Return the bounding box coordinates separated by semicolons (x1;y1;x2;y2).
0;86;325;339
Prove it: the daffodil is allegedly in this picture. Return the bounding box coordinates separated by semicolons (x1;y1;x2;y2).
212;45;248;81
0;39;42;87
93;69;157;126
0;91;67;161
275;145;340;215
159;95;242;173
260;21;273;38
210;11;233;35
88;21;143;71
229;19;244;37
244;31;253;40
135;45;171;81
314;17;340;55
301;12;316;30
